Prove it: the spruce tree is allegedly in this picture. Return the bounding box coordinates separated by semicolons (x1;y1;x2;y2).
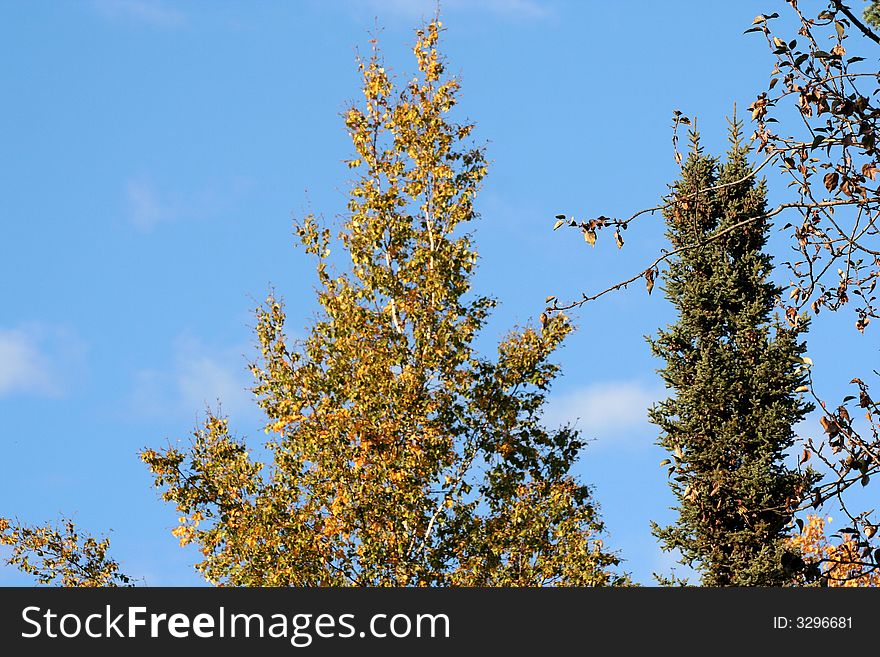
650;120;817;586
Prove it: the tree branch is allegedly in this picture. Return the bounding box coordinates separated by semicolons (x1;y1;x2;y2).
549;198;860;312
833;0;880;45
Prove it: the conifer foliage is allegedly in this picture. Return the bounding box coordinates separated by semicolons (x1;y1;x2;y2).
141;21;623;587
650;121;818;586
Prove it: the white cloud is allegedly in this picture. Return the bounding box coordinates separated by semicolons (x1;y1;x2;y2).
345;0;551;21
651;547;698;585
544;381;661;439
126;177;171;232
92;0;186;28
0;328;53;396
124;175;254;233
127;335;255;420
177;349;251;417
0;325;85;398
473;0;550;19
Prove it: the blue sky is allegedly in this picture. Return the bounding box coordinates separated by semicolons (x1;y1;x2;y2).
2;0;876;586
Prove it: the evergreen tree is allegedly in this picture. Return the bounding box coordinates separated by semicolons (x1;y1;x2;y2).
141;20;624;587
649;120;818;586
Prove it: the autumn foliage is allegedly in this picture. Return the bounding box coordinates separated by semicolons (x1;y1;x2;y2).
789;515;880;586
4;7;880;590
140;20;624;587
0;517;130;587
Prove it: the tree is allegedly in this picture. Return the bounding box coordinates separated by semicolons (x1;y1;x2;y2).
549;0;880;585
866;1;880;28
648;122;818;586
788;514;880;585
140;20;624;587
0;517;131;587
746;0;880;580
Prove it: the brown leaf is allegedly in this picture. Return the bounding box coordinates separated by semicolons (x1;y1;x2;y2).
645;268;655;295
819;415;839;438
823;171;839;192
